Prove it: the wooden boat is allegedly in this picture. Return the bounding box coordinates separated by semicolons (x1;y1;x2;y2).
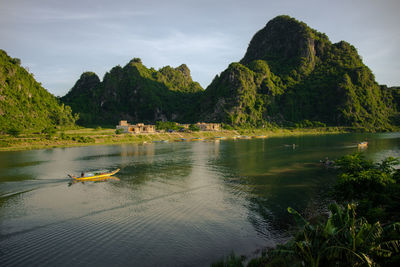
69;176;120;185
68;168;120;181
358;142;368;149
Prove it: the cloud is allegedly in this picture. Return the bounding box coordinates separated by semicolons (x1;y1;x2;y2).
1;0;399;94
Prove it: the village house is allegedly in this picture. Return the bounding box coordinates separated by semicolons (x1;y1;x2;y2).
196;122;221;131
116;121;155;134
177;123;190;129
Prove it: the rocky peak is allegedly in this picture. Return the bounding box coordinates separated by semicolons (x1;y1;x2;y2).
241;15;320;76
75;72;100;92
62;71;100;101
175;64;191;81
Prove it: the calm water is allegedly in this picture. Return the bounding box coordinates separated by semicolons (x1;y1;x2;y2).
1;133;400;266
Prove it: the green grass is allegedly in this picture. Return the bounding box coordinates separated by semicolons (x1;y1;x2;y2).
0;127;350;152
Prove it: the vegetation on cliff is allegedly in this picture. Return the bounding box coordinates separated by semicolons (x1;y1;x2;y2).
58;15;399;132
200;15;396;131
61;58;203;126
0;49;77;134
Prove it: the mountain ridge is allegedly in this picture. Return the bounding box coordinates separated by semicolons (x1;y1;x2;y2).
198;15;395;130
61;58;203;125
2;15;396;132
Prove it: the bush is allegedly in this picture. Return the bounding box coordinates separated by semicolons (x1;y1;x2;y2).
189;124;200;131
7;127;22;137
155;121;181;131
42;127;57;139
333;153;400;223
115;129;124;134
264;204;400;266
222;123;234;130
59;132;71;140
71;135;94;143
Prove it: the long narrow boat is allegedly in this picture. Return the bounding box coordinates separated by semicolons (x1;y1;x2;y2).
68;168;120;181
358;141;368;149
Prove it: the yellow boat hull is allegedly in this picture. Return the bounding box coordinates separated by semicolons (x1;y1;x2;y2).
70;169;120;181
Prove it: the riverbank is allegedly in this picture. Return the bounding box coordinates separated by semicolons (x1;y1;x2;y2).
0;127;351;152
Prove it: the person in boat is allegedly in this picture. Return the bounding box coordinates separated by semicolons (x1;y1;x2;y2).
81;172;85;177
320;157;334;167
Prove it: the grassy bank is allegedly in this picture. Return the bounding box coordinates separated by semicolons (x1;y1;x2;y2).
0;127;349;152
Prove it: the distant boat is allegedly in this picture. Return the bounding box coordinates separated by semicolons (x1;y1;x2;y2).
254;135;267;139
68;169;120;181
191;137;204;141
358;141;368;149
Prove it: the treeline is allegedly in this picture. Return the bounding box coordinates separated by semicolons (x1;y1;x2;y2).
213;154;400;266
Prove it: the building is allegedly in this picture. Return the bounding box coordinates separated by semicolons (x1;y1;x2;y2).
196;122;221;131
178;124;190;129
116;121;155;134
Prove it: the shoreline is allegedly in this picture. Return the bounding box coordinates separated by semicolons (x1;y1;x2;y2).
0;127;362;152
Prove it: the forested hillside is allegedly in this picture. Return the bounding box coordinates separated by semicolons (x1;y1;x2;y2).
199;15;395;131
0;49;77;134
61;58;203;125
60;15;398;131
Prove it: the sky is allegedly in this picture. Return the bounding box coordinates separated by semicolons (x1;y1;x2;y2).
0;0;399;96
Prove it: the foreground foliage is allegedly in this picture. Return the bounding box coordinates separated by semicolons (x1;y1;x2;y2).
264;204;400;266
334;153;400;223
213;154;400;266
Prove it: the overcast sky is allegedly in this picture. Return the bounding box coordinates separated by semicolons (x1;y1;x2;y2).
1;0;399;96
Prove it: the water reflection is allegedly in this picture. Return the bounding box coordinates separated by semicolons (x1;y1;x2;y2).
0;133;399;266
68;176;121;186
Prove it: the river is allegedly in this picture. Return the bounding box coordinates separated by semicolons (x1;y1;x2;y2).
1;133;399;266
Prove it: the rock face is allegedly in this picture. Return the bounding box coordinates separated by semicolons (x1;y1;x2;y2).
61;59;203;125
241;15;318;76
0;49;77;133
199;15;394;130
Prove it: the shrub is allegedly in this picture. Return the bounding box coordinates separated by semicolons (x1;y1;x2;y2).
265;204;400;266
42;127;57;139
7;127;22;137
189;124;200;131
222;123;234;130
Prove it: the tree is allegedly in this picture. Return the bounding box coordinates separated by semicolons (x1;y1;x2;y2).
268;204;400;266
